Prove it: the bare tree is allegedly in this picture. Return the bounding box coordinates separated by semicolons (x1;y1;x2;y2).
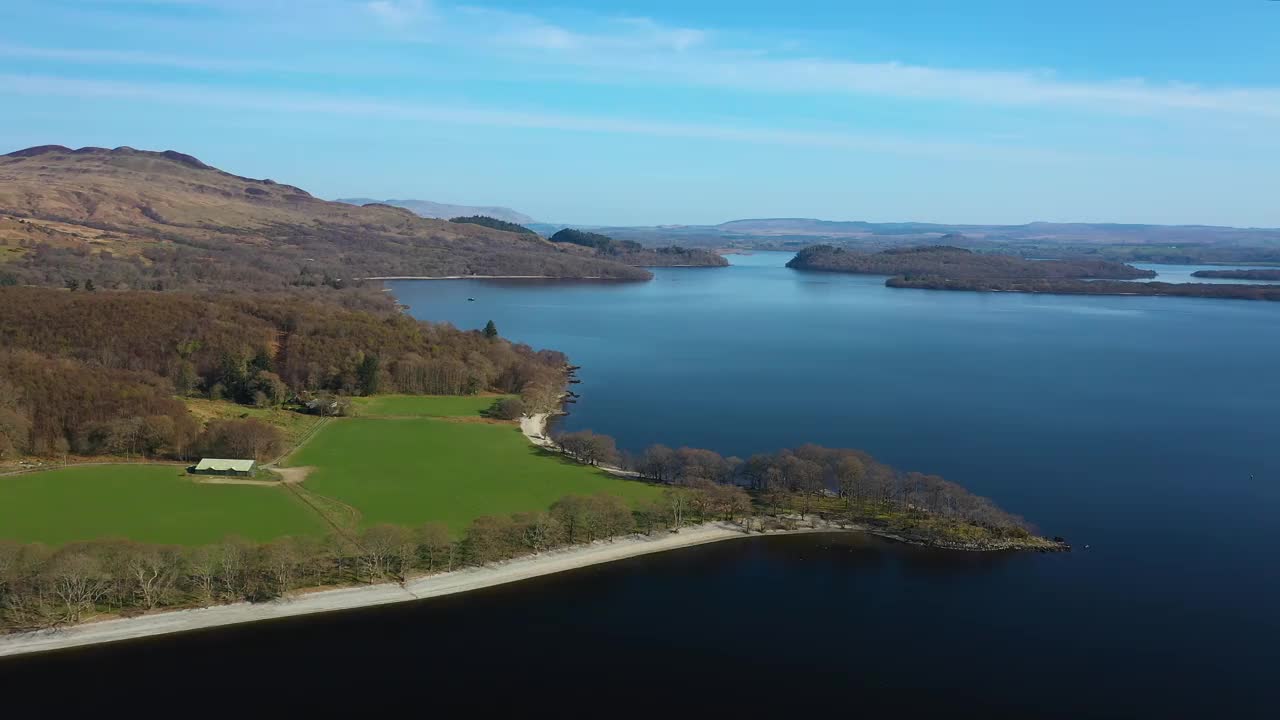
46;551;110;624
414;523;454;572
359;525;408;581
186;546;218;605
836;455;866;508
259;539;299;597
664;489;691;530
126;545;184;610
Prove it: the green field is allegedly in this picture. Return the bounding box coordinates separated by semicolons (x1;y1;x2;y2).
1;395;658;545
0;465;325;545
289;418;660;534
352;394;512;418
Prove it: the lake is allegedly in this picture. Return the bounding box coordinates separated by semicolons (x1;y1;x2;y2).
1131;262;1280;285
4;253;1277;715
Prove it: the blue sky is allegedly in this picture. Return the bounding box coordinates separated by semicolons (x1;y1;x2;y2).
1;0;1278;226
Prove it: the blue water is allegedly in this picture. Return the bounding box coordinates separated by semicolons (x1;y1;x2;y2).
385;252;1280;711
8;254;1274;715
1130;262;1280;284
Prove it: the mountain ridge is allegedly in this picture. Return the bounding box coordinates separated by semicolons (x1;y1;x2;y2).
337;197;534;225
0;145;649;288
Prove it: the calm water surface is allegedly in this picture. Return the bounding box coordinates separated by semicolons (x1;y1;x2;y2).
4;253;1277;715
1130;262;1280;284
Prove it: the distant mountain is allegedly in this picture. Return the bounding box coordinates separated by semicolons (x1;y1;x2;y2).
337;198;534;225
0;145;649;288
578;217;1280;264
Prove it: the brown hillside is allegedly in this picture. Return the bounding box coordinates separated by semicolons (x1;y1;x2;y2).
0;145;650;288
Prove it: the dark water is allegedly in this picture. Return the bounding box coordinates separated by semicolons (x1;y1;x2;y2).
2;534;1254;716
5;254;1278;715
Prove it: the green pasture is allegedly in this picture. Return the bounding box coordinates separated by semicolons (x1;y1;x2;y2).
0;465;324;546
288;418;660;534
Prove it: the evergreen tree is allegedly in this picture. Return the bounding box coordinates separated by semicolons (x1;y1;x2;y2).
357;354;381;395
250;347;274;373
483;320;499;339
84;279;96;292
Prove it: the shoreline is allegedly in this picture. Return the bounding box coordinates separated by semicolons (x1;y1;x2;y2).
362;275;605;280
0;403;1061;658
0;522;823;659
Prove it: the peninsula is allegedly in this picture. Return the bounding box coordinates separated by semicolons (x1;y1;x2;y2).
0;144;1058;657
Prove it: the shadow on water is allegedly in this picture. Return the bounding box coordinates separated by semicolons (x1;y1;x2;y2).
0;533;1243;717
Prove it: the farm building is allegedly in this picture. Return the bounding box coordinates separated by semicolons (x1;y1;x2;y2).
191;458;256;477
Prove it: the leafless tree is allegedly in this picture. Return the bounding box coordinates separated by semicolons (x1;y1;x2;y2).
46;551;110;624
126;545;184;610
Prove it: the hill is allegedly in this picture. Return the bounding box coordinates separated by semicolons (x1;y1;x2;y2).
336;197;534;225
0;145;649;288
549;228;727;268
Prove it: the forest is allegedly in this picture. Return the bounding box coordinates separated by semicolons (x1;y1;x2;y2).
549;228;728;267
448;215;538;235
786;245;1155;279
0;287;569;459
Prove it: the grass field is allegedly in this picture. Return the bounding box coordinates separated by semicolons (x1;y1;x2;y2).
351;394;512;418
0;465;325;545
289;418;660;534
1;395;657;545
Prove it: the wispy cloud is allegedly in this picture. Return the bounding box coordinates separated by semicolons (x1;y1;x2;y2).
365;0;433;29
0;44;280;72
9;2;1279;121
0;73;1079;162
457;8;708;53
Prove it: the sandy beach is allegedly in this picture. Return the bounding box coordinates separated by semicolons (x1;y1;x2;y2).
0;522;782;658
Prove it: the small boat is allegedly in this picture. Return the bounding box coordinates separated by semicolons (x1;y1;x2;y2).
467;297;476;302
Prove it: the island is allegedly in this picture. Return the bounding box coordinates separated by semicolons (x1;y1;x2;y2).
1190;269;1280;281
786;244;1155;279
886;276;1280;300
787;245;1280;301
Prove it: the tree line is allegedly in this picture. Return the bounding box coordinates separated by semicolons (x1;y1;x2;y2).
549;228;728;268
552;430;1032;536
0;287;570;459
0;487;749;633
448;215;537;235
